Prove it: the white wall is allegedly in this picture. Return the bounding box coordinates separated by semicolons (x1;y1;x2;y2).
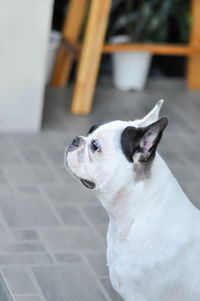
0;0;54;131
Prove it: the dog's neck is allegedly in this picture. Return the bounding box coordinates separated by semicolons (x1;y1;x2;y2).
97;153;185;227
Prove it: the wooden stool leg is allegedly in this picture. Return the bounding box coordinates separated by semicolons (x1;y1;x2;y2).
51;0;88;87
187;0;200;89
71;0;111;114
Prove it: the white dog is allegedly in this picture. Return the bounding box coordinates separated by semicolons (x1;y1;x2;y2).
65;100;200;301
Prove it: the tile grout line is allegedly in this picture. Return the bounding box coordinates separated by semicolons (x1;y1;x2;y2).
80;206;107;248
79;253;112;301
0;211;15;242
39;148;66;183
38;185;67;228
0;267;17;301
27;266;47;301
35;230;57;265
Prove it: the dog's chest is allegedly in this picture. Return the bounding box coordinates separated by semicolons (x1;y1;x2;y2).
106;221;149;297
106;221;165;299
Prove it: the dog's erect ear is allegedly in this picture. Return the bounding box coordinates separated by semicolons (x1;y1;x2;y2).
140;99;164;127
121;117;168;163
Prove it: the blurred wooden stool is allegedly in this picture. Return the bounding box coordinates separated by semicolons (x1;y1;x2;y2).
51;0;200;115
51;0;111;115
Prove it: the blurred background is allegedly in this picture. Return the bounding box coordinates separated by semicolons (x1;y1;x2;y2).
0;0;200;301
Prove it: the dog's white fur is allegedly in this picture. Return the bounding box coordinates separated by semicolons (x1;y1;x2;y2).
65;101;200;301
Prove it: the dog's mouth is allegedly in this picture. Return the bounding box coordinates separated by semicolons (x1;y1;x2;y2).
65;159;95;190
80;179;96;189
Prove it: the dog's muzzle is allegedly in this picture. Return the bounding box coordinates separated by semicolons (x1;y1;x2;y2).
64;136;83;167
65;136;96;190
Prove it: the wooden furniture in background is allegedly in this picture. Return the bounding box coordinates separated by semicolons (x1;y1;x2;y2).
187;0;200;89
51;0;88;87
51;0;200;115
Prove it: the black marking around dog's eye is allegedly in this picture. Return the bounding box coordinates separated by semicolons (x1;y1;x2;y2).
87;122;108;135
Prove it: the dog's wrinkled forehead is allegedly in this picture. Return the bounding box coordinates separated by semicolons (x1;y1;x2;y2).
85;120;143;156
86;120;135;142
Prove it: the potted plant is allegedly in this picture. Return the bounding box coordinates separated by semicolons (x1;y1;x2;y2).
107;0;190;91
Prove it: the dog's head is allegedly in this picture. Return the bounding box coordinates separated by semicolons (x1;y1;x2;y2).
65;100;168;192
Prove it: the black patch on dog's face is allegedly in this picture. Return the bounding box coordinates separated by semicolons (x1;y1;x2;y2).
87;122;108;135
121;117;168;164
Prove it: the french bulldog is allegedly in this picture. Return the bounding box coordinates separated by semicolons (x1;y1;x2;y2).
65;100;200;301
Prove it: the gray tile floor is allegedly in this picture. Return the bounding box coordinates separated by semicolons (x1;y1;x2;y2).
0;78;200;301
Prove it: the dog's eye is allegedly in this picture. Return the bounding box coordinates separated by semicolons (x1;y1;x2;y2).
90;139;101;152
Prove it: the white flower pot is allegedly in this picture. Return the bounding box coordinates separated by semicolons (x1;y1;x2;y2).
110;36;152;91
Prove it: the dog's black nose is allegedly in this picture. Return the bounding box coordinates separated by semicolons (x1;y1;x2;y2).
68;136;81;152
72;136;80;147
